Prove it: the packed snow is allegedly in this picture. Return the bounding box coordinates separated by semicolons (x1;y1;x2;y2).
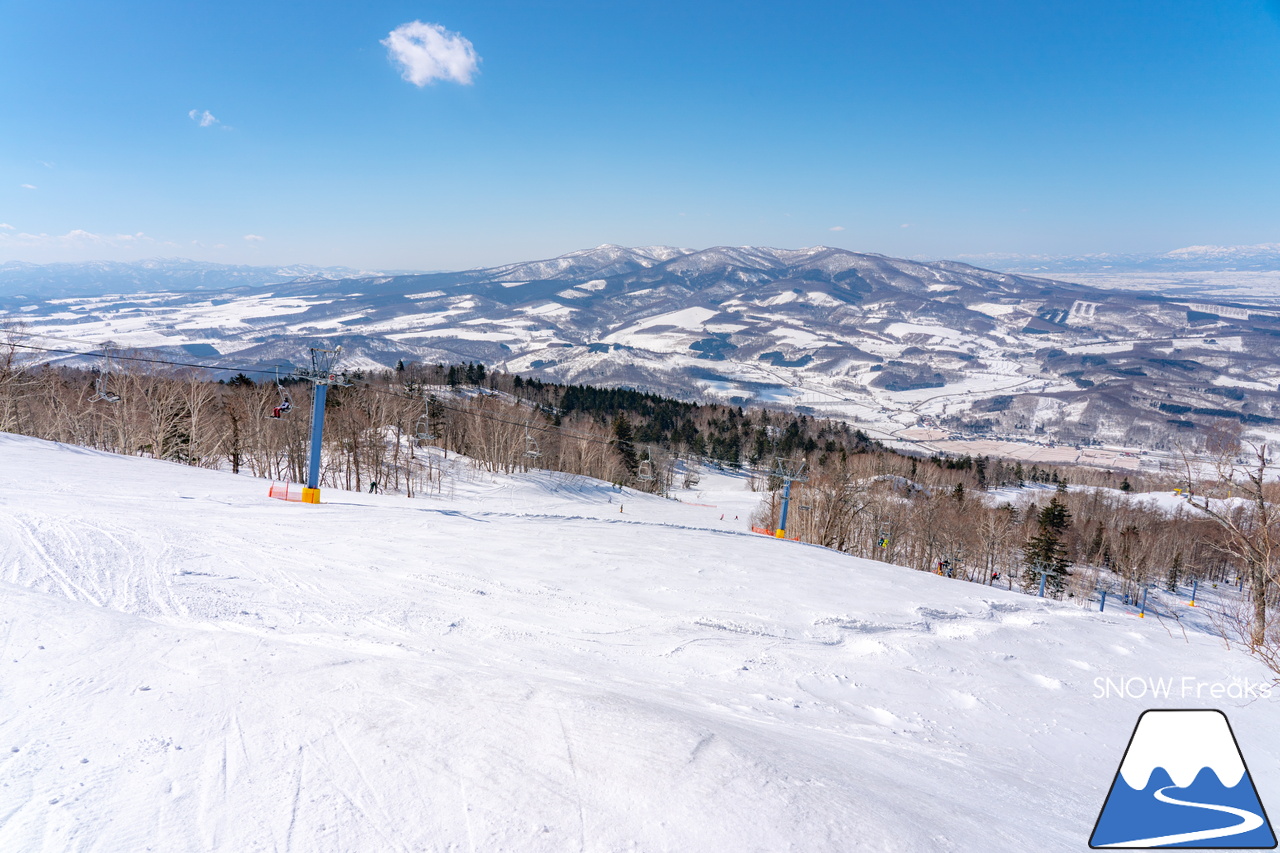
1;433;1277;851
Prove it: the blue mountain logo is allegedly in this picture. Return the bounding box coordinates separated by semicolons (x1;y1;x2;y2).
1091;709;1276;848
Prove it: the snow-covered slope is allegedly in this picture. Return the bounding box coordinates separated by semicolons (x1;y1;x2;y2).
0;435;1277;852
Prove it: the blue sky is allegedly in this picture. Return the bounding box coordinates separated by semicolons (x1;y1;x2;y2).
2;0;1280;269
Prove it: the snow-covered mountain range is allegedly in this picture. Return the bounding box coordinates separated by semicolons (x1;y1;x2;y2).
4;245;1279;454
0;258;397;298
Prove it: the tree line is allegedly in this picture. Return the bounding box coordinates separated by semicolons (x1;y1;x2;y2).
2;335;1275;675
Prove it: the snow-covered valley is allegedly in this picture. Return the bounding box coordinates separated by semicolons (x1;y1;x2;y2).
1;433;1276;851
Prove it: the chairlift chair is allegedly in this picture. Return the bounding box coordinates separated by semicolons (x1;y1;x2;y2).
88;348;122;403
523;424;542;459
88;369;121;403
414;415;436;447
269;367;293;418
637;450;656;482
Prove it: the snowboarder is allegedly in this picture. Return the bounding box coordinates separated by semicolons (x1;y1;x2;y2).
369;481;379;494
271;400;292;418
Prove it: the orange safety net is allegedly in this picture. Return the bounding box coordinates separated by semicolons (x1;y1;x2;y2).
751;526;799;541
268;482;303;502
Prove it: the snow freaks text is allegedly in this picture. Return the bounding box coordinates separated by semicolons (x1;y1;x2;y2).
1092;677;1273;701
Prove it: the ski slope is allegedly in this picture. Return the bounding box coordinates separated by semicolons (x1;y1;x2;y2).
0;433;1276;852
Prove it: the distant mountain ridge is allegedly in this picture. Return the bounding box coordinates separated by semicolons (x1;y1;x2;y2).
959;242;1280;273
0;258;402;298
4;244;1279;453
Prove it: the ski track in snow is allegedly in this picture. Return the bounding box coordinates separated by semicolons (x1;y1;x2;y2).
0;433;1277;852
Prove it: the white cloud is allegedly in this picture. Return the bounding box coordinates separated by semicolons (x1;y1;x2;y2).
828;225;845;232
0;223;13;230
900;223;912;229
188;109;220;128
20;184;37;190
243;234;265;243
0;229;155;248
382;21;480;87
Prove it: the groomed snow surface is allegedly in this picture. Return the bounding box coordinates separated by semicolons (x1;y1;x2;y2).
1;433;1277;852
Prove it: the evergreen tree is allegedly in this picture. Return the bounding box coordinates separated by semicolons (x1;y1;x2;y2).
612;414;638;476
1086;522;1105;563
1166;552;1182;592
1022;495;1072;596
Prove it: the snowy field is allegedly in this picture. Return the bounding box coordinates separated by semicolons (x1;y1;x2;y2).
1047;271;1280;306
923;439;1144;471
1;434;1277;852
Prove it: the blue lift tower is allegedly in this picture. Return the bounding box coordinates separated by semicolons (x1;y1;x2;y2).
773;457;807;539
296;347;351;504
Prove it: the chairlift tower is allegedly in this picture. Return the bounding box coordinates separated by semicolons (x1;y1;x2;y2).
773;457;807;539
294;347;352;504
1034;562;1065;598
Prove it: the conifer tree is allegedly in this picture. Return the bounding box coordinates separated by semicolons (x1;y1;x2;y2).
1166;552;1182;592
1022;495;1072;596
612;414;638;476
